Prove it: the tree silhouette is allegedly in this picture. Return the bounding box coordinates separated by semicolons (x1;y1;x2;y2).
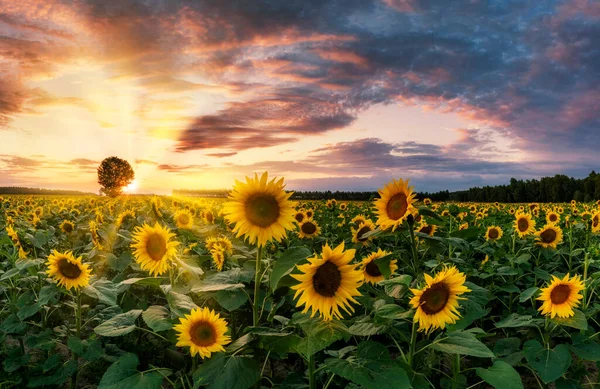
97;157;134;197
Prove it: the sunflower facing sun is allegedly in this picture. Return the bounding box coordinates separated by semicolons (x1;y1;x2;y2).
535;223;563;249
514;212;536;238
485;226;503;241
297;219;321;239
538;274;585;318
374;179;417;231
46;250;92;290
174;307;231;358
410;266;470;333
291;242;363;321
131;223;180;276
223;172;296;247
360;249;398;284
351;219;376;246
174;209;194;229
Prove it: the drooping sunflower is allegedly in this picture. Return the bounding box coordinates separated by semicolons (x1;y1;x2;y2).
546;211;560;224
210;246;226;271
360;249;398;284
46;250;92;290
205;236;234;254
417;223;437;237
410;266;470;333
351;219;376;246
538;274;585;318
291;242;363;321
298;219;321;239
514;212;536;238
374;179;417;231
174;209;194;229
174;307;231;358
6;225;19;244
131;223;179;276
485;226;503;241
591;212;600;234
223;172;296;247
535;223;563;249
60;220;75;234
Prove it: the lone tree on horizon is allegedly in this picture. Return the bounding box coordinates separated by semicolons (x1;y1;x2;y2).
97;156;134;197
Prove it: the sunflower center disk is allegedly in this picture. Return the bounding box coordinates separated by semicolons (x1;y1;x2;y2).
386;193;408;220
419;282;450;315
179;214;190;224
58;258;82;279
593;216;599;227
64;224;73;233
549;215;557;222
295;213;304;222
146;233;168;261
356;226;371;241
517;218;529;232
190;321;217;347
301;222;317;235
550;284;571;304
540;229;557;243
365;261;382;277
420;226;432;235
312;261;342;297
245;194;280;228
488;229;499;239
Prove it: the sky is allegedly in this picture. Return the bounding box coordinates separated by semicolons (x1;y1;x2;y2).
0;0;598;194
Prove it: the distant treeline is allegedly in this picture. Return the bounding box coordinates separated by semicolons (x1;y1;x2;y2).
0;187;95;196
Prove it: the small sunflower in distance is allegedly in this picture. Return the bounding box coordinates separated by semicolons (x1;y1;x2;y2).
546;211;560;224
538;274;585;318
174;307;231;358
535;223;563;249
514;212;536;238
350;214;367;226
60;220;75;234
210;246;226;271
374;179;417;231
298;218;321;239
223;172;296;247
46;250;92;290
410;266;470;333
351;219;376;246
591;212;600;234
294;210;306;223
291;242;363;321
205;236;233;255
174;209;194;229
361;249;397;284
131;223;179;276
417;223;437;237
485;226;503;241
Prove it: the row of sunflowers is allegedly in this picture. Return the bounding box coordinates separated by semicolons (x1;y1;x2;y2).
1;173;600;389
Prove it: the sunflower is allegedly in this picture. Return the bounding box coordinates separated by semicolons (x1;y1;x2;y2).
174;307;231;358
591;212;600;234
183;242;198;255
538;274;585;318
298;219;321;239
205;236;233;255
570;200;577;207
417;223;437;237
508;208;515;215
360;249;398;284
116;210;135;226
46;250;92;290
203;210;215;224
339;203;347;211
424;198;432;206
325;199;337;209
294;211;306;223
210;246;226;271
459;222;468;230
374;179;417;231
89;220;103;251
350;214;367;226
291;242;363;321
131;223;179;276
305;209;314;219
174;209;194;229
223;172;296;247
351;219;376;246
410;266;470;333
6;225;19;244
546;211;560;224
441;210;450;217
485;226;503;241
514;212;536;238
60;220;75;234
535;223;563;249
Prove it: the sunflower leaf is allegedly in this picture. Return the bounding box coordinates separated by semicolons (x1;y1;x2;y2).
94;309;142;337
193;354;260;389
476;361;524;389
431;331;494;358
523;340;572;383
142;305;173;332
269;246;312;291
550;309;588;330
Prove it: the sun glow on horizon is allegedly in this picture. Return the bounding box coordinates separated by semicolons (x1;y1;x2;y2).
123;179;138;193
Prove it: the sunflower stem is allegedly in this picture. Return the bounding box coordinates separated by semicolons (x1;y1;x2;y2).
452;354;461;389
407;221;420;275
407;320;418;369
253;246;263;327
70;290;81;389
582;252;589;310
308;354;316;389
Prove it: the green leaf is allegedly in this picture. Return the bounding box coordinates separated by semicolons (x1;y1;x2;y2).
84;278;118;306
293;318;349;358
519;287;539;302
374;304;412;320
571;334;600;362
448;300;489;331
0;314;27;334
107;252;132;271
1;267;20;281
214;289;249;311
38;285;59;305
98;353;167;389
68;337;103;361
193;354;260;389
523;340;572;383
476;361;524;389
142;306;173;332
324;341;411;389
348;321;385;336
431;331;494;358
373;253;395;279
495;313;536;328
550;309;588;330
28;360;78;387
378;275;412;298
493;338;521;357
94;310;142;337
118;277;166;287
167;291;198;317
33;230;47;249
270;246;312;290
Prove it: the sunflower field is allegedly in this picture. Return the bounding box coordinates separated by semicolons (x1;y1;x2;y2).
1;173;600;389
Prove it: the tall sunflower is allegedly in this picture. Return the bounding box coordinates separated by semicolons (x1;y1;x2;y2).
538;274;585;318
360;249;398;284
535;223;563;249
297;219;321;239
174;307;231;358
410;266;470;332
223;172;296;247
174;209;194;229
131;223;179;276
374;179;417;231
46;250;92;290
485;226;503;241
351;220;376;246
514;212;536;238
291;242;363;321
